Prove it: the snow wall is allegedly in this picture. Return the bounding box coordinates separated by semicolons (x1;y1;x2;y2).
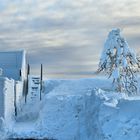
0;78;24;128
34;90;103;140
35;89;140;140
15;81;24;107
8;79;140;140
0;78;15;128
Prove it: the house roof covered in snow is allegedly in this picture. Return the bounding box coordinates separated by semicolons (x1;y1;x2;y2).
0;50;26;80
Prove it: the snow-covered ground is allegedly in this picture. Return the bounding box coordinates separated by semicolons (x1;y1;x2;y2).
1;77;140;140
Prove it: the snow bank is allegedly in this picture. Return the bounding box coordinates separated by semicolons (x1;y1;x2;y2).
98;94;140;140
36;90;102;140
36;79;140;140
4;78;15;127
15;81;24;109
0;78;15;121
6;78;140;140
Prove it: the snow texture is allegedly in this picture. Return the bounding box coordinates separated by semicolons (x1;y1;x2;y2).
0;78;15;130
2;77;140;140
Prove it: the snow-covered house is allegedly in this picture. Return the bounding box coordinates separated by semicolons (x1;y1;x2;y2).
0;50;26;125
0;50;26;81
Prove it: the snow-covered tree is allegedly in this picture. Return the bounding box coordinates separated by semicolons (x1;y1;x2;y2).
98;28;140;94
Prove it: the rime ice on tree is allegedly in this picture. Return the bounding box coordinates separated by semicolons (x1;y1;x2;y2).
98;28;140;94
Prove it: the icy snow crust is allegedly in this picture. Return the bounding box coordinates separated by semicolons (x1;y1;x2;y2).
3;78;140;140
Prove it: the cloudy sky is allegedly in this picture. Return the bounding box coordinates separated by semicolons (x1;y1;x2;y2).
0;0;140;78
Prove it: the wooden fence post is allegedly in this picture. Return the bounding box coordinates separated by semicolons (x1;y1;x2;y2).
40;64;43;100
14;81;17;116
25;64;30;103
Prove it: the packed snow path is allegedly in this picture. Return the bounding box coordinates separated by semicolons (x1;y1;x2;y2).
2;78;140;140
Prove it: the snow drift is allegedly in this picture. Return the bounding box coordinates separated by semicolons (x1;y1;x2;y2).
3;78;140;140
36;89;102;140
